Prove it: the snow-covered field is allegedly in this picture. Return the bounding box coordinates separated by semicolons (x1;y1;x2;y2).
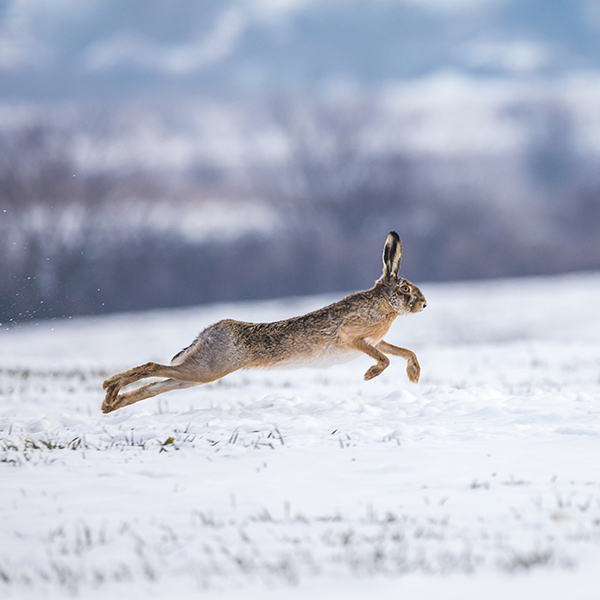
1;273;600;599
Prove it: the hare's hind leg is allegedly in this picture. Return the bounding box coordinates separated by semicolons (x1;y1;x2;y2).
102;356;244;413
102;361;197;413
102;379;198;413
103;362;172;407
102;322;250;413
377;340;420;383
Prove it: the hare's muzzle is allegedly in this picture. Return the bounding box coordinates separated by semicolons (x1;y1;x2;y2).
411;297;427;313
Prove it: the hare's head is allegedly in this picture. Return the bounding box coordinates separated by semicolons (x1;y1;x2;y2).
378;231;427;315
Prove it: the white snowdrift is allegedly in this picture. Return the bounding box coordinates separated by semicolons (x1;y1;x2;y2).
1;273;600;599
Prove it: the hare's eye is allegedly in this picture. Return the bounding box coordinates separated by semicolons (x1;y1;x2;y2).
400;284;411;294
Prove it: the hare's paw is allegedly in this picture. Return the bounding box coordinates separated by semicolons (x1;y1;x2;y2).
102;396;124;413
101;384;120;413
406;357;420;383
101;400;116;414
102;373;122;390
364;364;385;381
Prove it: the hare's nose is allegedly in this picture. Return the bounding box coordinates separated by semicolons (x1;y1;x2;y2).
422;302;427;309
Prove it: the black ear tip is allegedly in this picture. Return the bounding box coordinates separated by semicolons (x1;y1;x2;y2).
389;231;400;240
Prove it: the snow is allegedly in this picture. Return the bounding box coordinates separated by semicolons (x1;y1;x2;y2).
1;273;600;599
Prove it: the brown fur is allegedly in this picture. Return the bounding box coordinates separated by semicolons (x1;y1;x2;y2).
102;232;426;413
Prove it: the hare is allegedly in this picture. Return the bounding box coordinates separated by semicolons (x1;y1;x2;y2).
101;231;426;413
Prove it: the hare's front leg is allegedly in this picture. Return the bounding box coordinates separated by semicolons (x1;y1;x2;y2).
377;340;420;383
350;339;390;380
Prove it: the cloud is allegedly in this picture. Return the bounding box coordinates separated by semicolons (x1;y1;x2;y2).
83;7;246;74
401;0;506;11
460;39;554;73
0;3;48;70
245;0;508;18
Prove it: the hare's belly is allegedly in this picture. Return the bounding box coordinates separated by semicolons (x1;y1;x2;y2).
272;343;361;369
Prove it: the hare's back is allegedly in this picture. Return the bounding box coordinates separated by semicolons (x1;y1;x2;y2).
222;307;367;368
233;315;340;367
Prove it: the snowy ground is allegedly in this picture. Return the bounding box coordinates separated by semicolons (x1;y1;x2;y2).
1;273;600;599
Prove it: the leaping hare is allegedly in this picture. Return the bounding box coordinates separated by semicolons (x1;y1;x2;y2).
102;231;426;413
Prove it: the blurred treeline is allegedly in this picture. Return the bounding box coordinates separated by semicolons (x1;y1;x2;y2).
2;91;600;322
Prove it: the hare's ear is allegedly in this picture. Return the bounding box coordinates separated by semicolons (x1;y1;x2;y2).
382;231;402;281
